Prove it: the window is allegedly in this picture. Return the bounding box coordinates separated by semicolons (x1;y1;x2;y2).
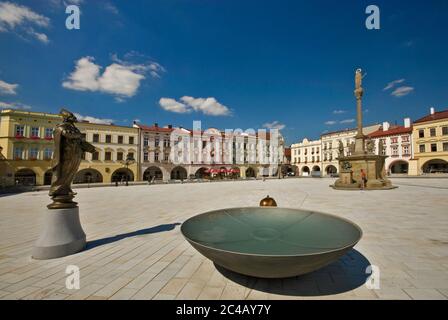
117;152;124;161
431;143;437;152
401;135;409;143
143;152;148;162
118;136;124;144
143;136;149;147
129;137;135;145
443;142;448;152
127;152;134;160
391;137;398;144
81;133;87;141
44;148;53;160
391;146;399;156
29;147;39;160
418;129;424;138
14;147;23;159
155;137;159;147
443;127;448;136
164;153;169;161
154;152;159;162
93;134;99;143
164;138;169;147
15;125;24;137
430;128;436;137
106;135;112;143
403;145;410;156
31;127;39;138
419;144;426;153
92;151;99;161
105;151;112;161
45;128;53;139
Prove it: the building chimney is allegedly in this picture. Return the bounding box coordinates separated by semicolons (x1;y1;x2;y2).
168;124;173;129
154;122;158;127
430;107;435;115
382;121;390;132
404;118;411;128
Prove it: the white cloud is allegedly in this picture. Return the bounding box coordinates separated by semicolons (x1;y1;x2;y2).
333;109;346;114
0;80;18;95
63;56;160;99
159;98;190;114
103;2;119;14
159;96;231;116
0;2;50;43
180;96;231;116
340;119;355;124
74;113;114;125
391;86;414;97
325;120;337;125
0;101;31;110
383;79;405;91
262;121;286;130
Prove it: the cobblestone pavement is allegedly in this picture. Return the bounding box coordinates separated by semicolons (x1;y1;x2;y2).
0;178;447;300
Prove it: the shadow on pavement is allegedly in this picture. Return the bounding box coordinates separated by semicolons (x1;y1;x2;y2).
85;223;181;250
215;249;372;297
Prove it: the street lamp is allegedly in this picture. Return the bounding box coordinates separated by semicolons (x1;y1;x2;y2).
123;154;135;186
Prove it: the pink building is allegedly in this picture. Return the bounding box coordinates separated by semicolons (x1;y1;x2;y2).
368;118;413;175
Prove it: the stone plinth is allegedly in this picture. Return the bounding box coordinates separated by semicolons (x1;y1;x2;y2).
332;154;397;190
32;207;86;260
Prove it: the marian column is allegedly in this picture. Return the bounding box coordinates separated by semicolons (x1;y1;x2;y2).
353;68;365;154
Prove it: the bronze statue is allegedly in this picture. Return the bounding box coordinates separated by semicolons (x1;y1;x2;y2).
48;109;95;209
338;140;344;156
366;139;375;154
378;139;384;155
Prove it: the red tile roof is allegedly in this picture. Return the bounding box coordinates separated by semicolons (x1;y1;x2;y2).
414;110;448;124
368;125;412;138
137;125;175;133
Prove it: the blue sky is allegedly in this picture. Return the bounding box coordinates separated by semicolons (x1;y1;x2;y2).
0;0;447;144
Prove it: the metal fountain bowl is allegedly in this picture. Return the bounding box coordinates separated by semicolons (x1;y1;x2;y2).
181;207;362;278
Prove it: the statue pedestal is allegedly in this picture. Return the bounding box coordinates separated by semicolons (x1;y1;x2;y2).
32;207;86;260
332;154;396;190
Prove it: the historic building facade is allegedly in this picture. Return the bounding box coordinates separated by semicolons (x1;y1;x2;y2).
320;124;380;177
409;108;448;175
75;122;139;184
135;122;285;181
0;109;139;186
367;119;413;175
0;109;60;186
290;138;322;176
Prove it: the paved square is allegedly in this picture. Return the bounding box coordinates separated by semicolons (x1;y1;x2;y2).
0;178;447;300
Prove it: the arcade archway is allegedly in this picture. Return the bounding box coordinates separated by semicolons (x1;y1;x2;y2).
74;169;104;184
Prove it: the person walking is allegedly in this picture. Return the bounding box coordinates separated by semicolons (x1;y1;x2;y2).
360;169;367;190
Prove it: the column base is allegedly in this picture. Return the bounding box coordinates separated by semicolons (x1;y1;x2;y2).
32;207;86;260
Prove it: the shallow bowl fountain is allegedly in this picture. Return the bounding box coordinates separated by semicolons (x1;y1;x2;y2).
181;207;362;278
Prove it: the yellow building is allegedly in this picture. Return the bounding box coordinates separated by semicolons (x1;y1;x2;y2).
0;109;139;187
408;108;448;175
75;121;139;184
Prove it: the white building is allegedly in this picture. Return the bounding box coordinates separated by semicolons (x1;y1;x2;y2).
135;122;285;181
290;138;322;176
367;118;413;174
